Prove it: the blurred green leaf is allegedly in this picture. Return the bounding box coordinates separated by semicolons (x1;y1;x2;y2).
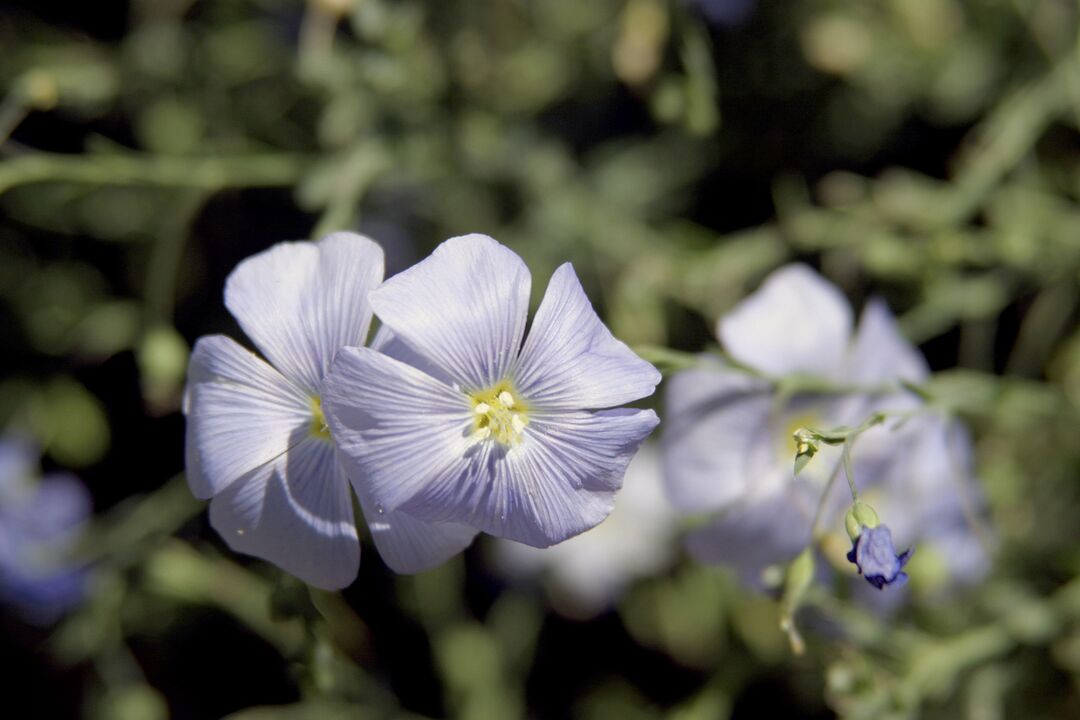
30;376;110;467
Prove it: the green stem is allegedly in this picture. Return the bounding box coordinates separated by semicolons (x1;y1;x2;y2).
632;344;702;373
145;190;208;324
632;344;934;404
142;540;307;658
0;95;29;147
78;473;202;566
934;50;1079;227
841;441;858;502
809;460;844;542
310;144;392;238
0;151;312;196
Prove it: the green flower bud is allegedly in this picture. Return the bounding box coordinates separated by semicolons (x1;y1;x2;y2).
844;501;880;541
792;428;818;476
780;548;815;655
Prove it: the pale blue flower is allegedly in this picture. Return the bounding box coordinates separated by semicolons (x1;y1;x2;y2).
323;234;661;548
0;438;91;624
184;233;477;590
847;524;913;589
663;264;988;589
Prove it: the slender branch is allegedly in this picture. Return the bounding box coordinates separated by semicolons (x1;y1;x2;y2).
0;96;30;147
809;460;845;542
934;50;1079;227
632;344;702;374
145;190;208;323
841;441;858;502
0;151;313;196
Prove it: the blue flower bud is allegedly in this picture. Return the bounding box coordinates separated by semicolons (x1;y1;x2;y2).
846;524;913;590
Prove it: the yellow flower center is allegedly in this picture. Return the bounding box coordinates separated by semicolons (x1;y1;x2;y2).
469;382;528;445
310;397;332;441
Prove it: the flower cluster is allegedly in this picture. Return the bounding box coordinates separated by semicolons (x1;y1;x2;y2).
184;233;660;589
0;438;91;623
187;239;988;602
662;264;989;593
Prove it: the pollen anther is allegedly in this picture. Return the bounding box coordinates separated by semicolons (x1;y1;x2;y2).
469;382;529;445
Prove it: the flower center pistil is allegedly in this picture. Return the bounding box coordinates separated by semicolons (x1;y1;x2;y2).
310;397;332;441
470;383;528;445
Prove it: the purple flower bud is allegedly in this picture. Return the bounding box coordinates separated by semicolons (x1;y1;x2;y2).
846;524;913;590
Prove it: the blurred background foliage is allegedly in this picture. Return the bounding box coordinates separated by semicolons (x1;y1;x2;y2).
1;0;1079;718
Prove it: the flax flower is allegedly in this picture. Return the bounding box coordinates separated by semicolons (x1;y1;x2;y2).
663;264;988;589
323;234;661;547
184;233;477;590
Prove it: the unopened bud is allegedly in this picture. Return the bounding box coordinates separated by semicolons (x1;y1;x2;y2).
792;428;818;475
844;501;879;540
780;548;815;655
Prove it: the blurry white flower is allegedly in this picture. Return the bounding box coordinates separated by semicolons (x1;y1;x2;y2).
184;233;476;590
856;414;990;589
662;264;989;591
492;444;678;618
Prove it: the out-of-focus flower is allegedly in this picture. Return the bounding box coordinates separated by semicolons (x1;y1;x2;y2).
685;0;756;28
857;413;991;589
0;438;91;624
662;264;989;591
324;234;661;548
184;233;477;590
492;444;678;618
847;524;913;590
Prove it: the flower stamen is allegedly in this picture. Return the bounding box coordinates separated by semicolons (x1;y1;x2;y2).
470;382;528;445
310;397;332;441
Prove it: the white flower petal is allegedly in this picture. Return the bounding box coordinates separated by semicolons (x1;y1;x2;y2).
493;444;677;617
846;298;929;385
184;335;311;500
370;325;455;386
224;233;384;393
513;263;660;410
369;234;531;390
661;363;777;513
322;346;474;514
718;263;852;377
209;439;359;590
399;408;660;547
684;490;817;588
351;471;478;574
